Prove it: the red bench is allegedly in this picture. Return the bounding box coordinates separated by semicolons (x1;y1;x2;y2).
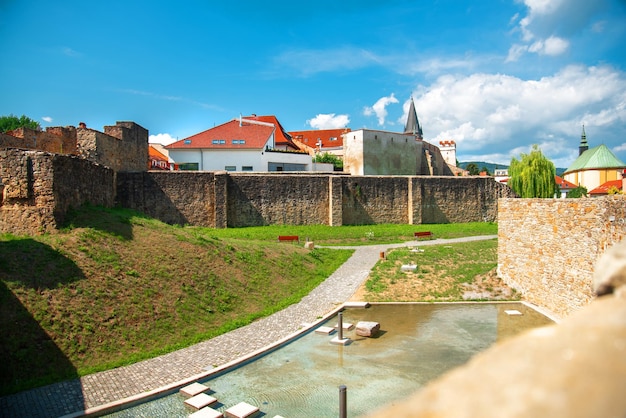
414;231;433;240
278;235;300;243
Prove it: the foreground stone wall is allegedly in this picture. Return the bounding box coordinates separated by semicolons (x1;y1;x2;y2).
0;149;114;235
498;196;626;319
117;172;515;228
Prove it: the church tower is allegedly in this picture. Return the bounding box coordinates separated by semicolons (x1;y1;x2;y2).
404;97;423;140
579;125;588;156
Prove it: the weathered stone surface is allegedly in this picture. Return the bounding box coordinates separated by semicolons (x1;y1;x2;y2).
498;196;626;319
356;321;380;337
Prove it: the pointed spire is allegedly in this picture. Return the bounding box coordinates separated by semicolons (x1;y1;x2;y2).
579;124;588;156
404;97;423;139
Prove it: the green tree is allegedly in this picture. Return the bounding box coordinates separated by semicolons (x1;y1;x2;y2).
313;152;343;170
567;186;588;198
508;145;557;198
466;163;479;175
0;114;41;132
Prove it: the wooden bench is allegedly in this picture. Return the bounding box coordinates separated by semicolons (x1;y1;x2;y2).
414;231;433;240
278;235;299;243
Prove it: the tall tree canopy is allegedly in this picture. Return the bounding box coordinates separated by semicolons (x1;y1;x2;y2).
508;145;557;198
0;114;41;133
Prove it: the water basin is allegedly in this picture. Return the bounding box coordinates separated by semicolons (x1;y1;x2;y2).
106;302;553;417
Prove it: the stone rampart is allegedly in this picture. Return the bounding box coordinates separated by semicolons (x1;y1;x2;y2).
77;122;148;172
0;149;114;235
0;127;78;154
497;196;626;319
117;172;514;228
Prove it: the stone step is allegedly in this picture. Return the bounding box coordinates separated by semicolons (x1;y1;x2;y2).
184;393;218;410
180;382;210;398
224;401;260;418
190;407;224;418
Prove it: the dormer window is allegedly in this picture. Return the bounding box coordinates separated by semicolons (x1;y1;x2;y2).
184;139;192;145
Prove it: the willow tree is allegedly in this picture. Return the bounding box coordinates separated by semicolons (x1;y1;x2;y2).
508;145;557;198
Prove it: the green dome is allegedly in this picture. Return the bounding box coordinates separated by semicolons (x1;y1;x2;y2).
564;144;626;174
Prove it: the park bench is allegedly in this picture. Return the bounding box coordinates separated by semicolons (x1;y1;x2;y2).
414;231;433;240
277;235;300;243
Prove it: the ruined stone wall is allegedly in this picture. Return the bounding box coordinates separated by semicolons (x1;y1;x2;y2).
497;196;626;319
0;149;114;235
77;122;148;173
0;127;78;154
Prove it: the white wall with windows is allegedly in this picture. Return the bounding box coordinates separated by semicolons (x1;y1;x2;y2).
168;148;314;172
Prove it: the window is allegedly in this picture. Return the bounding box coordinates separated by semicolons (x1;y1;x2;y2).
329;137;337;141
178;162;199;171
232;139;246;144
184;139;192;145
225;165;236;171
242;166;253;171
212;139;226;144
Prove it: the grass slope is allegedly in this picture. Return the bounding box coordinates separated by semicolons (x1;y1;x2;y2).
0;206;352;395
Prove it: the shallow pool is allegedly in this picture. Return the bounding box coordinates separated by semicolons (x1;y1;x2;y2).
106;302;552;417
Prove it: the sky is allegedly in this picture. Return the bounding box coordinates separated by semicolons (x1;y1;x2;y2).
1;0;625;168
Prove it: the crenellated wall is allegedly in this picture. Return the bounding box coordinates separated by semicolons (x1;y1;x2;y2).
497;196;626;319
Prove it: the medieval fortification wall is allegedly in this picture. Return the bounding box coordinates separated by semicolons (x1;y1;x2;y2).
498;196;626;319
115;172;514;228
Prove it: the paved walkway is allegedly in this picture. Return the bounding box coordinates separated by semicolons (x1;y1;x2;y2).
0;235;496;418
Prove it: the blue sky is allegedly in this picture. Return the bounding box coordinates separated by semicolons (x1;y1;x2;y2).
1;0;625;168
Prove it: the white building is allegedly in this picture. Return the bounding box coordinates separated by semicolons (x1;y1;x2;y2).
166;117;313;172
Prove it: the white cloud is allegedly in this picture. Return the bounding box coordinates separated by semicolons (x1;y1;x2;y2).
42;116;53;123
149;133;178;145
363;94;399;126
509;0;605;60
307;114;350;129
411;64;626;165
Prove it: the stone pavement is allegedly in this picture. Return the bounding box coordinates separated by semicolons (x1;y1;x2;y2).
0;235;496;418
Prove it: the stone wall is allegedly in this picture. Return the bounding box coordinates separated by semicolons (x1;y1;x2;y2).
497;196;626;319
0;149;114;235
0;126;78;154
117;172;515;228
77;122;148;173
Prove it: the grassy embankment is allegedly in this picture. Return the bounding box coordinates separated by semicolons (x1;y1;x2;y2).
0;206;498;395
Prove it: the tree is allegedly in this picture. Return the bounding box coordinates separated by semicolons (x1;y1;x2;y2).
508;145;557;198
567;186;588;198
313;152;343;171
466;163;479;175
0;114;41;132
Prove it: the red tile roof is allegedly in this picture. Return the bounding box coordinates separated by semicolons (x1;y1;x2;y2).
166;119;275;150
589;179;624;195
148;145;170;170
555;175;577;190
288;128;350;149
242;115;298;150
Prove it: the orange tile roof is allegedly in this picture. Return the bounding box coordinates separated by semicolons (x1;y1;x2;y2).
555;175;577;190
149;145;168;161
166;119;275;150
242;115;298;150
589;179;623;195
289;128;350;148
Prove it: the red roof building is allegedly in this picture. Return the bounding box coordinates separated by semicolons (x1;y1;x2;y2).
289;128;350;157
165;116;311;172
148;145;170;170
589;179;624;196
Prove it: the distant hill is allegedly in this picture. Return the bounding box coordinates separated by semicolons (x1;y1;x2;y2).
459;162;566;176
